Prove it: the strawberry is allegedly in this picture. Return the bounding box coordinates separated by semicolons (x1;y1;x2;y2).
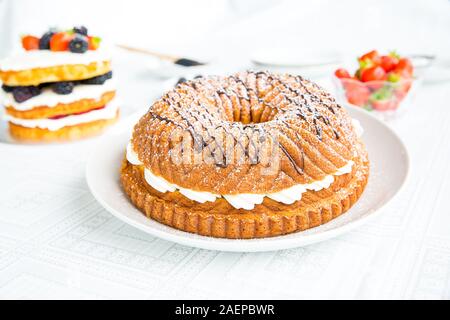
380;55;398;72
387;72;401;83
369;86;397;111
394;80;412;100
359;50;381;65
342;80;371;107
50;32;74;51
360;66;386;82
21;35;40;50
335;68;351;79
371;100;397;111
358;58;375;71
88;36;101;50
395;58;414;77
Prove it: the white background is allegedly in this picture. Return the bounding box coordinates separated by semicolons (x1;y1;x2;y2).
1;0;450;58
0;0;450;299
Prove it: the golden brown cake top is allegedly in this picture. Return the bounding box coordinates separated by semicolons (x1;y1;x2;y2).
131;70;361;194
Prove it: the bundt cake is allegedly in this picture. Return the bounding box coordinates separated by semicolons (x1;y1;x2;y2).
120;71;369;239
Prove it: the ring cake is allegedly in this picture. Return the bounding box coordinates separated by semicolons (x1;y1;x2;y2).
0;26;118;142
120;71;369;239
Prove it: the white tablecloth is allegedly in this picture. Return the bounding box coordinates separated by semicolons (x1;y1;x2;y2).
0;48;449;299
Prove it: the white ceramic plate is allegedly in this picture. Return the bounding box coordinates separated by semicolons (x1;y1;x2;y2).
86;105;409;252
250;48;343;79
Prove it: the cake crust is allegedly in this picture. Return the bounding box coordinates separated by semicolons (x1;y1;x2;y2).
120;141;369;238
5;91;116;119
0;61;111;86
8;110;119;142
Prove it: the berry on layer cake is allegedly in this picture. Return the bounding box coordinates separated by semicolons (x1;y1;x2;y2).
0;26;119;142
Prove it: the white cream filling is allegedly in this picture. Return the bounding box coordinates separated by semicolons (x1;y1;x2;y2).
0;49;111;71
224;194;264;210
125;118;363;210
2;79;116;111
352;118;364;137
3;100;118;131
334;161;354;176
126;143;353;210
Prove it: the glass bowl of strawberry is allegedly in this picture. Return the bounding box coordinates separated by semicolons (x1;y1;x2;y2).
333;50;418;119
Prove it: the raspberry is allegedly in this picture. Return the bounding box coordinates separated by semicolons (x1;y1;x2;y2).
69;35;88;53
52;82;74;94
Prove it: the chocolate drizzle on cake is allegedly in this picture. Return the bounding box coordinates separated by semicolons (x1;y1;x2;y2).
139;71;352;176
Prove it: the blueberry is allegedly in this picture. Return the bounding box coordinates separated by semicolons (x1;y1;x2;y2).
69;35;88;53
2;84;14;93
12;86;41;103
81;71;113;85
39;31;55;50
73;25;88;36
29;86;41;96
52;82;74;94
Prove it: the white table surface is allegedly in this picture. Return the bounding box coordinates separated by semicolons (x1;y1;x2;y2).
0;47;449;300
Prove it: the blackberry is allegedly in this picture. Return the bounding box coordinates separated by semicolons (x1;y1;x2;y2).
69;35;88;53
39;31;55;50
82;71;113;85
73;25;88;36
52;82;74;94
2;84;14;93
12;86;41;103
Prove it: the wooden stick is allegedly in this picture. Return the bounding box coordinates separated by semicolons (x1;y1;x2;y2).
116;44;206;66
116;44;179;62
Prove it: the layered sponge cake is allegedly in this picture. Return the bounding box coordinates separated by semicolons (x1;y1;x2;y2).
0;26;118;142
